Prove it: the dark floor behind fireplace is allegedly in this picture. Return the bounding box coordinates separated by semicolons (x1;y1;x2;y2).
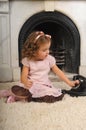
18;11;80;73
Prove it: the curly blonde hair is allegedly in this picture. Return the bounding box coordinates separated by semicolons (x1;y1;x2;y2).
21;31;51;60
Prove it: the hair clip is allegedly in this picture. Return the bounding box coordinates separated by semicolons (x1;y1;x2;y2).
34;33;44;43
45;34;51;39
34;32;51;43
36;31;44;34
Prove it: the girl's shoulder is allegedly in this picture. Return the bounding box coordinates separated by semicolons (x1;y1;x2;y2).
22;57;29;62
21;57;30;67
47;54;55;60
46;55;56;68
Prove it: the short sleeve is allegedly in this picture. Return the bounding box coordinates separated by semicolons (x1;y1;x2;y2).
48;55;56;68
21;57;30;67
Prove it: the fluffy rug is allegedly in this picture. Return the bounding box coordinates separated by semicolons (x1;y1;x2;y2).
0;82;86;130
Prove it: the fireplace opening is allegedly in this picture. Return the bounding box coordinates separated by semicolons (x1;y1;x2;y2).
18;11;80;73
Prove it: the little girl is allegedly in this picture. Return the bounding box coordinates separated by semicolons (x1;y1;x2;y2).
0;31;79;103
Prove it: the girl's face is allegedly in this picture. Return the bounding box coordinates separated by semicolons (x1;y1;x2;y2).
35;42;51;60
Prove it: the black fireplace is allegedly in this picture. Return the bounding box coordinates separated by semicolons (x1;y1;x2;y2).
18;11;80;73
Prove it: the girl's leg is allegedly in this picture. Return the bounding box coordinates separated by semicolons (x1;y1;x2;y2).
0;89;16;103
0;89;12;98
0;89;28;103
6;95;28;103
6;95;16;103
32;94;64;103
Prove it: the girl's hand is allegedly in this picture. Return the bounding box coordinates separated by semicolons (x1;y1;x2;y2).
24;79;33;89
68;80;80;87
21;66;33;89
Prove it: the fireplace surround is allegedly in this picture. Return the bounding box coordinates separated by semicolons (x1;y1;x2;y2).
19;11;80;73
0;0;86;81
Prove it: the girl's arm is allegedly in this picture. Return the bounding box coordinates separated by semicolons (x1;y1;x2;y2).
21;65;33;89
51;65;79;87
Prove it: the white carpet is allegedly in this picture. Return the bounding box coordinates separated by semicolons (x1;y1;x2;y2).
0;82;86;130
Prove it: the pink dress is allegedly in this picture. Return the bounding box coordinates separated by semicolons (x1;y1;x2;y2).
20;55;62;98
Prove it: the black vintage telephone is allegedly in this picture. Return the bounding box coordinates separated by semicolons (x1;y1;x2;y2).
62;75;86;97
